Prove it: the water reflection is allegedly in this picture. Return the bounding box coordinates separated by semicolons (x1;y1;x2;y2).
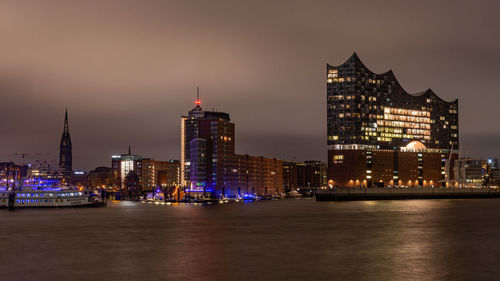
0;199;499;281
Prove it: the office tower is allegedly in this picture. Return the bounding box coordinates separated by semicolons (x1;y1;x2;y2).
180;94;205;186
181;98;283;198
181;98;235;193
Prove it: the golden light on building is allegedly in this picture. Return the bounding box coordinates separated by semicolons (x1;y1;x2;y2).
180;116;187;186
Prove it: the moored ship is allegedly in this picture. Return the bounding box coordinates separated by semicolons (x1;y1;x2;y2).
0;186;105;208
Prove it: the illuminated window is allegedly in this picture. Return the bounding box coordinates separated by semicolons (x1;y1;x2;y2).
328;69;338;78
333;155;344;164
120;160;134;187
377;107;431;142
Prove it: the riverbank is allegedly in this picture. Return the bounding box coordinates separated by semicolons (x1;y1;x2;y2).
316;187;500;201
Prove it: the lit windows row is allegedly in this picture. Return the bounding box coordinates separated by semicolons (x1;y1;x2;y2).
328;77;353;83
16;192;82;197
362;126;377;132
377;137;392;142
363;132;431;140
375;127;403;134
377;120;431;130
371;136;428;142
366;79;381;85
384;107;430;117
378;132;431;140
383;114;431;124
337;113;361;118
329;105;362;111
407;128;430;136
377;126;429;136
329;95;378;103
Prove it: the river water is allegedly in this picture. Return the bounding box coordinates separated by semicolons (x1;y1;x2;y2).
1;198;499;281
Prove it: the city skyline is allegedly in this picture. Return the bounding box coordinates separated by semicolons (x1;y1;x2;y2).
1;0;500;171
2;3;500;281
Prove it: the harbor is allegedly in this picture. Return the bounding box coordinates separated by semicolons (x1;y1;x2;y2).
1;198;499;281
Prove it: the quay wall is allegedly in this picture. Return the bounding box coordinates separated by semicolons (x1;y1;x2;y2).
316;187;500;201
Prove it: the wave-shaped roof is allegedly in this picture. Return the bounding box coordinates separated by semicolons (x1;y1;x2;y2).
328;52;458;104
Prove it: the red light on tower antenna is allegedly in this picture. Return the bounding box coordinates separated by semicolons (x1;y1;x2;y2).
195;87;201;106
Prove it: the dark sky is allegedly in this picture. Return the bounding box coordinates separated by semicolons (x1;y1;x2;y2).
1;0;500;171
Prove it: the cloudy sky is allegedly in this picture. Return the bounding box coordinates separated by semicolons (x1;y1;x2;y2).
1;0;499;170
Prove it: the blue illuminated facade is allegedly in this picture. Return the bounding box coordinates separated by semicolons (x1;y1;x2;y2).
181;99;236;198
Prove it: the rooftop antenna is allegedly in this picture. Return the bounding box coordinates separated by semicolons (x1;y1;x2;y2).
128;145;131;155
195;86;201;106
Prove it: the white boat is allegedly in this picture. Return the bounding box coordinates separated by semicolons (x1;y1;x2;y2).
0;186;105;208
285;190;303;198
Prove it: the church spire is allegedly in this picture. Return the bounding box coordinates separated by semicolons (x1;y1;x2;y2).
64;108;69;132
59;109;72;172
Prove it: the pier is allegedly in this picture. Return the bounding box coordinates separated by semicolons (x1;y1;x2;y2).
315;187;500;201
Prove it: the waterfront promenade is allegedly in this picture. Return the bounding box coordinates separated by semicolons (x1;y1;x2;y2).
316;187;500;201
